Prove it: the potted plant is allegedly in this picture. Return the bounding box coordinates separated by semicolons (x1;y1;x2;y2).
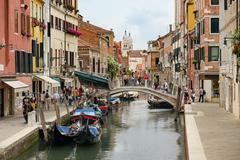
232;29;240;55
237;57;240;66
192;59;198;64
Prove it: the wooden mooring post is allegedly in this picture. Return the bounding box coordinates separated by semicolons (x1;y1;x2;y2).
54;101;61;125
64;99;70;115
39;103;48;142
175;86;182;121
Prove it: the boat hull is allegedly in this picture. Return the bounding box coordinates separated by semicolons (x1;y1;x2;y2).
147;100;174;109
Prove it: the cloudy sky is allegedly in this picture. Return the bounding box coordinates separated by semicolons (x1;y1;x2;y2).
79;0;175;50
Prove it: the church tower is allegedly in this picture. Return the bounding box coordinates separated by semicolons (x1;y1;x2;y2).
122;30;133;57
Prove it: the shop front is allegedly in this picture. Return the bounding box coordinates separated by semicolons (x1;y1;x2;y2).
0;80;30;117
33;75;60;95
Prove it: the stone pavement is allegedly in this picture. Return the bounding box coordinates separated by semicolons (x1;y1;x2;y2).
185;103;240;160
0;103;72;143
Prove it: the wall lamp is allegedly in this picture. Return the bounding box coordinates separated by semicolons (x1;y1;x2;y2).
0;43;13;50
223;37;234;45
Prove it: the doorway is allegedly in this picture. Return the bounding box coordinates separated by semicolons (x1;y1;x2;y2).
0;89;4;117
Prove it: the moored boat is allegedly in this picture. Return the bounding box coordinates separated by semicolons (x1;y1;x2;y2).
52;123;80;144
147;99;174;110
74;115;102;144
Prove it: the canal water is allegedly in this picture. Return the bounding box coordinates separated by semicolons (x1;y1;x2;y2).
17;100;185;160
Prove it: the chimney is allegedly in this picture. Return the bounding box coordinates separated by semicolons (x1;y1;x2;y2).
169;24;172;32
87;20;90;24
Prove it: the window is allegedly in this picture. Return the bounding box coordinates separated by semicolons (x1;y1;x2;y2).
200;47;205;61
15;51;32;73
211;0;219;5
31;1;34;17
211;18;219;33
55;49;58;66
55;17;58;29
208;46;219;61
79;60;83;70
224;0;228;10
98;59;100;73
36;4;38;20
21;13;25;35
27;15;30;34
70;52;74;66
92;57;95;72
201;18;205;35
51;15;54;28
40;7;42;22
15;10;18;33
155;58;159;65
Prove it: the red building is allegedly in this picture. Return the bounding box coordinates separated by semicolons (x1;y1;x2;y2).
113;41;122;64
0;0;32;117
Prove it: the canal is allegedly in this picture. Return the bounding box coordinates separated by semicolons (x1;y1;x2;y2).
17;100;185;160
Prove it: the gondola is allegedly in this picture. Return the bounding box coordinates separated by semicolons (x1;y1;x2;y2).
147;99;174;109
74;115;102;144
52;123;80;144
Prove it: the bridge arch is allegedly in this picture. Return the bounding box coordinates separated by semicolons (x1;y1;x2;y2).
97;86;177;106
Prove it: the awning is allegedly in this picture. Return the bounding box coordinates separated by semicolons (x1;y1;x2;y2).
35;75;60;87
74;71;109;89
61;77;74;83
3;80;30;93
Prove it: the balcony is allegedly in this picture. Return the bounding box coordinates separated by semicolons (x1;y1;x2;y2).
67;28;81;36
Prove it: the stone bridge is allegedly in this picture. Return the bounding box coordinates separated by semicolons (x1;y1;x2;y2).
97;86;178;106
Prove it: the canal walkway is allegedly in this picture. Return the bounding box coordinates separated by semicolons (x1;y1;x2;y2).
185;103;240;160
0;103;72;160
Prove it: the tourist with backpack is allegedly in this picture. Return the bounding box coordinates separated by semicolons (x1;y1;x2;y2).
199;87;206;103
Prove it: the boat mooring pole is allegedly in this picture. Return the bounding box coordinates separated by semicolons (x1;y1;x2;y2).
54;101;61;124
175;86;182;121
64;99;70;115
39;103;48;142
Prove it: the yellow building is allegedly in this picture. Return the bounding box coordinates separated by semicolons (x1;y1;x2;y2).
30;0;45;73
30;0;60;95
187;0;194;31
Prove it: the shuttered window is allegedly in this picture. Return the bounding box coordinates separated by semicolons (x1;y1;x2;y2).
51;15;54;28
27;15;30;34
211;0;219;5
211;18;219;33
21;13;25;35
15;10;18;33
208;46;219;61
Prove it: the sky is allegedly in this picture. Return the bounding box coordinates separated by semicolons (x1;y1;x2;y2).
79;0;175;50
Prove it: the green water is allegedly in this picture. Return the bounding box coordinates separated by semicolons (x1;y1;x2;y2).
17;100;185;160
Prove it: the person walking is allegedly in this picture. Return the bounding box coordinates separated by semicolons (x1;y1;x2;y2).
191;89;196;103
45;90;51;110
22;95;31;124
199;87;205;103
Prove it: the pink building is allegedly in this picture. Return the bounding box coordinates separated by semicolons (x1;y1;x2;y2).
0;0;32;117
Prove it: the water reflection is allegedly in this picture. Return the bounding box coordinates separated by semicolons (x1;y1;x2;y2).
17;100;185;160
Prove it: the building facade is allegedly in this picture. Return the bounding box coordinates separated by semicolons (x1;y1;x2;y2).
194;0;220;102
78;20;114;76
121;30;133;72
219;1;240;117
0;0;32;117
50;0;80;89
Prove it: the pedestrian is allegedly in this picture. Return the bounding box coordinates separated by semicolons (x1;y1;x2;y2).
22;95;30;124
163;79;168;93
45;90;51;110
183;86;189;104
191;89;196;103
199;87;205;103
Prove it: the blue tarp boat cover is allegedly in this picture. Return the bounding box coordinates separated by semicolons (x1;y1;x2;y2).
72;108;96;116
57;125;71;135
89;126;99;137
